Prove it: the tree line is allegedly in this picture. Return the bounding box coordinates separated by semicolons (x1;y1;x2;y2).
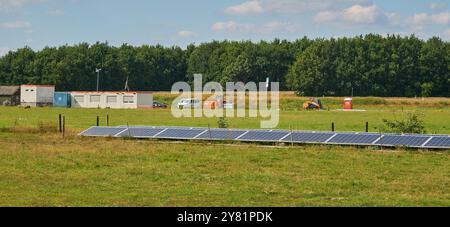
0;34;448;97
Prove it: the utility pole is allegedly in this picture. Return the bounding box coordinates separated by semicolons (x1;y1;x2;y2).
124;76;130;92
95;68;102;92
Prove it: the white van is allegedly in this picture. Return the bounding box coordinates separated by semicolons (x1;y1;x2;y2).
177;98;201;109
223;101;235;109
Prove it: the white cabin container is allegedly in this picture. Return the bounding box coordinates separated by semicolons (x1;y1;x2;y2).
70;91;153;109
20;85;55;107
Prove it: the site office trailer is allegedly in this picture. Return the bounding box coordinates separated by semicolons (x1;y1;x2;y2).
20;85;55;107
70;92;153;109
53;92;72;108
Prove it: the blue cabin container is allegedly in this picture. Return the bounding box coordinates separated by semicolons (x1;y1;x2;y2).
53;92;71;108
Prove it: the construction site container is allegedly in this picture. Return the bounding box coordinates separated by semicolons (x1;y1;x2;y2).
70;91;153;109
53;92;71;108
21;85;55;107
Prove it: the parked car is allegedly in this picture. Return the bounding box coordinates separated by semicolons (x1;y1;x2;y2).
153;101;168;109
223;101;234;109
177;98;201;109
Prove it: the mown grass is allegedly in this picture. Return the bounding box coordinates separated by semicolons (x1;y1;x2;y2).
0;132;448;207
1;95;449;133
154;92;450;110
0;96;448;207
0;105;449;134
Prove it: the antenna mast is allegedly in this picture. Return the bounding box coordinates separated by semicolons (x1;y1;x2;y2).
124;76;130;92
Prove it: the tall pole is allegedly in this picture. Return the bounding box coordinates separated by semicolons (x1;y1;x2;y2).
96;68;102;92
96;71;99;92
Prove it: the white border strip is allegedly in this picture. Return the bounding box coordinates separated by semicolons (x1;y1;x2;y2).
324;133;338;143
194;130;209;139
421;137;434;147
153;128;169;138
114;128;129;137
279;133;292;142
372;135;384;145
235;131;250;140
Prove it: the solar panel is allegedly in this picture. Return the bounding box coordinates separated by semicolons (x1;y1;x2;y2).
328;133;381;145
80;126;450;149
282;132;334;143
80;127;126;137
116;127;165;138
155;128;205;139
196;129;247;140
423;137;450;148
376;135;431;147
238;130;290;141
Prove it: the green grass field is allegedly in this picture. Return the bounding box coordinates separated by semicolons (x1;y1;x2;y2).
0;132;449;207
0;97;449;207
0;106;449;134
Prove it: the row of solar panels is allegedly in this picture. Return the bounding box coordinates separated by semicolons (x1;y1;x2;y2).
79;126;450;149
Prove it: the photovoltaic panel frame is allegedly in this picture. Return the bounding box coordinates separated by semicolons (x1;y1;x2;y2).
79;126;450;149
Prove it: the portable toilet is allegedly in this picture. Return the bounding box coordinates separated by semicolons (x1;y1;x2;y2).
53;92;71;108
344;98;353;110
204;101;218;109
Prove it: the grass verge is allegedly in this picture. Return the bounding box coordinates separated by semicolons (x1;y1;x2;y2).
0;132;448;207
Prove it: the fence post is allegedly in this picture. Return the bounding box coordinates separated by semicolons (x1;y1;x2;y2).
62;116;65;138
366;122;369;133
96;116;99;127
332;122;335;132
107;115;110;127
59;114;62;133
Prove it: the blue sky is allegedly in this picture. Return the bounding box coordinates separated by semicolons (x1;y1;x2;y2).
1;0;450;55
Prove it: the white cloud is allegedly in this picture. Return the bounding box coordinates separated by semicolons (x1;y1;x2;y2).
212;21;254;32
408;12;450;26
258;21;298;34
225;0;264;14
212;20;297;34
177;30;197;38
47;9;64;15
431;12;450;24
262;21;286;32
430;2;448;11
343;4;379;24
0;47;10;56
314;11;338;23
0;21;31;29
411;13;429;25
0;0;42;11
225;0;369;15
385;12;402;26
315;4;380;25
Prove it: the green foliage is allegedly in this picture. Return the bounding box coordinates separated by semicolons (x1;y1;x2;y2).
382;113;427;134
287;35;449;97
421;83;433;97
0;42;187;91
0;35;449;97
217;117;229;129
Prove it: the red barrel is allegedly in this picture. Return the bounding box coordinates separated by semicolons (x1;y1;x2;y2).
344;98;353;110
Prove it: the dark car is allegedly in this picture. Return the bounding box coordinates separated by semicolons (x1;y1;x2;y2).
153;101;168;109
